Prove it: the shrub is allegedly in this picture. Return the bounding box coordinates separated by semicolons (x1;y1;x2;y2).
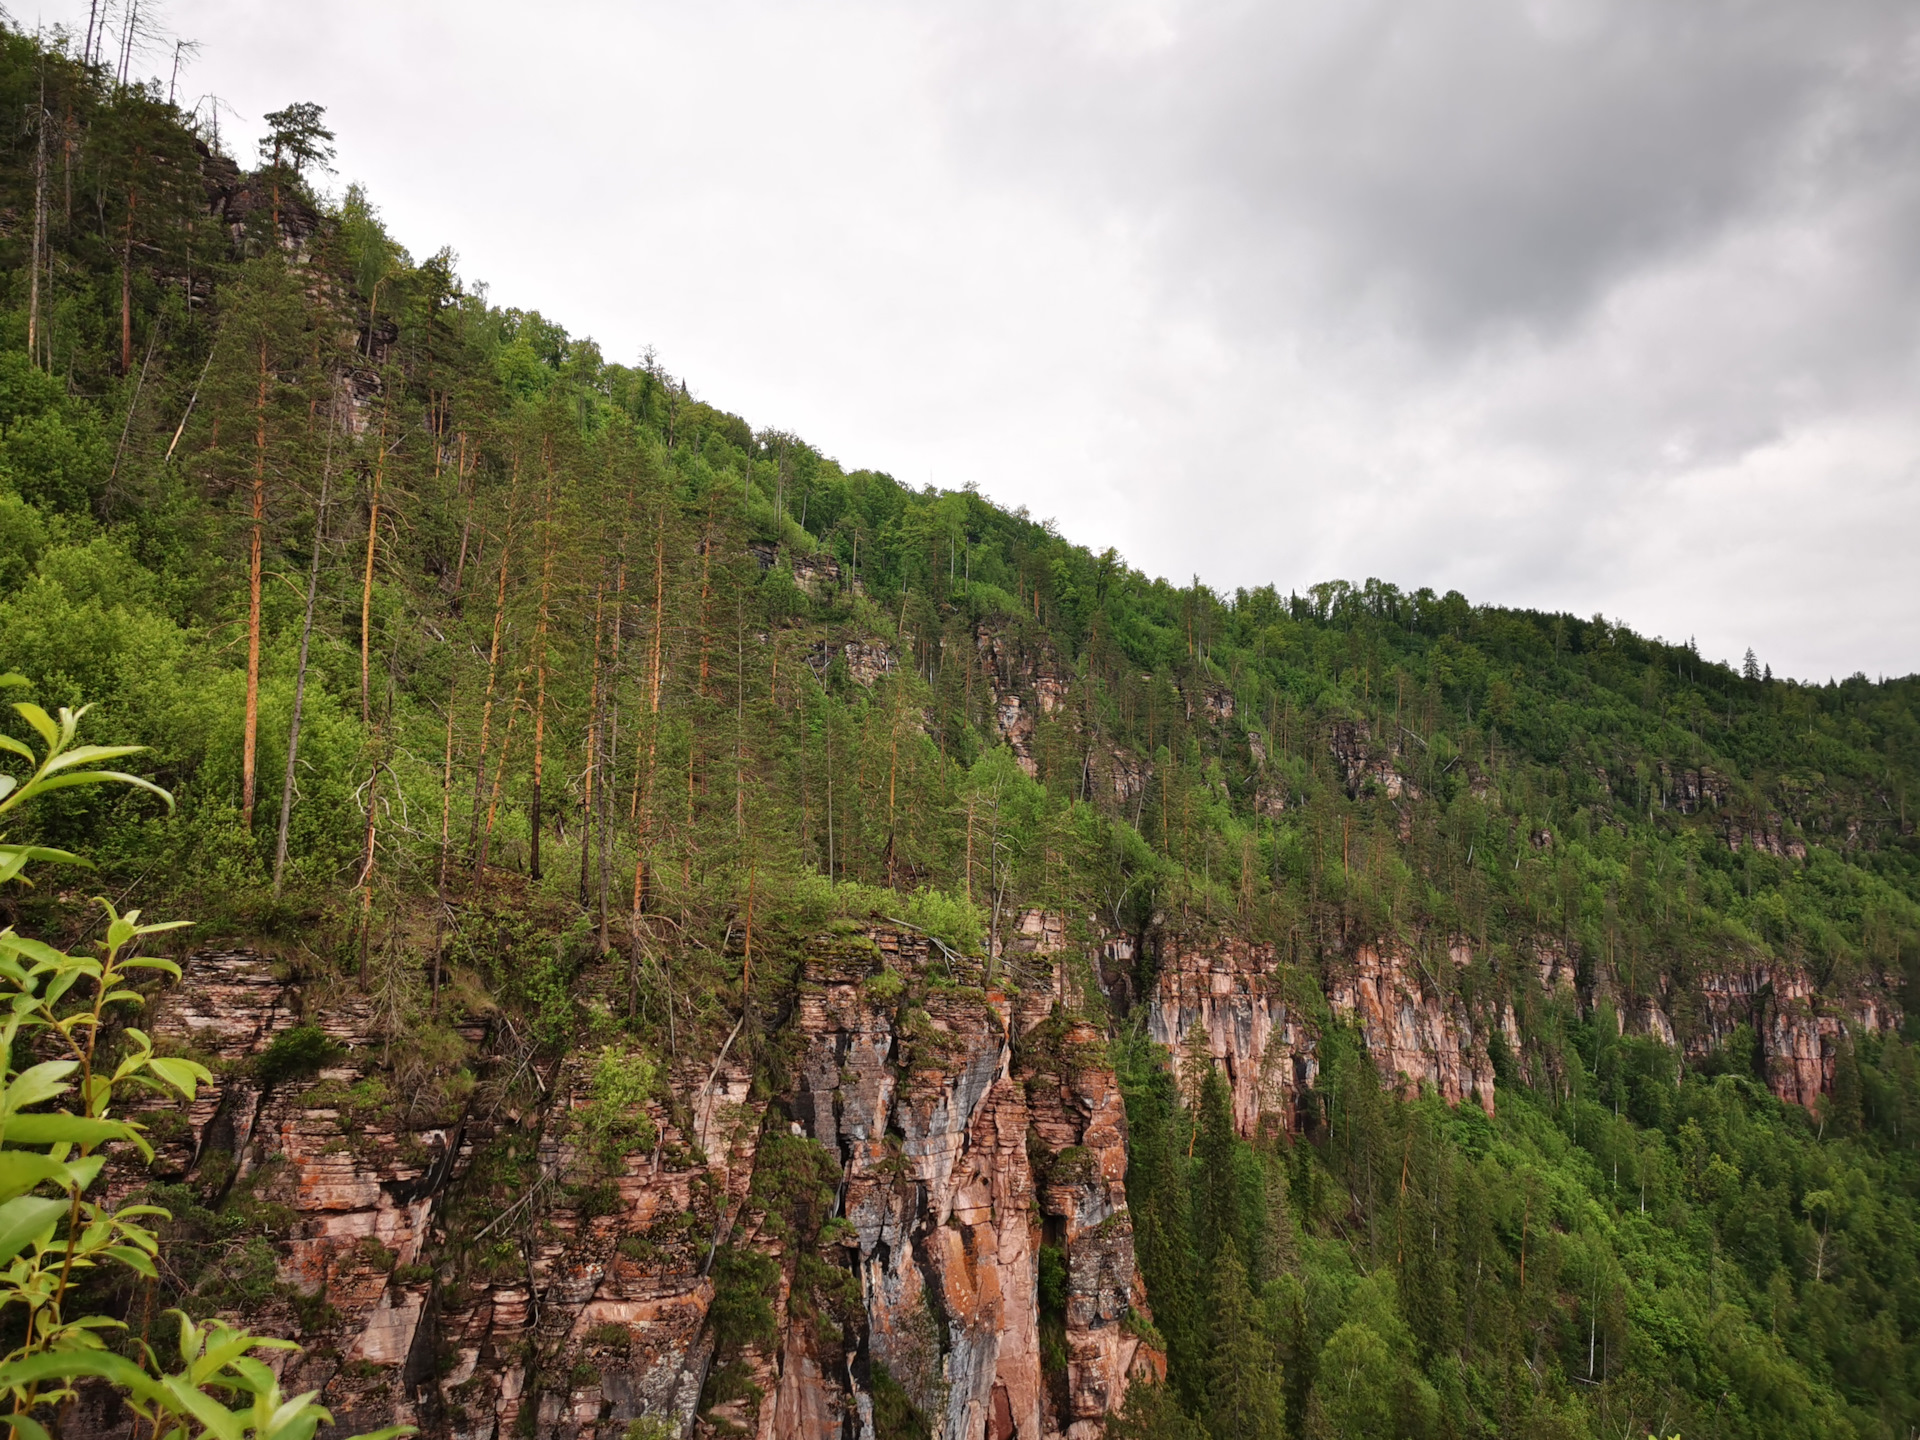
256;1024;346;1086
578;1045;659;1168
710;1246;780;1352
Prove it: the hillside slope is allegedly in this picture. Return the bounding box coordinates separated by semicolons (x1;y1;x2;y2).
1;27;1918;1440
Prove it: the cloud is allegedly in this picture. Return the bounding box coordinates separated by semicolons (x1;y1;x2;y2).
47;0;1920;679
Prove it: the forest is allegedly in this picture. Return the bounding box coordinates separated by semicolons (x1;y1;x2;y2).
0;20;1918;1440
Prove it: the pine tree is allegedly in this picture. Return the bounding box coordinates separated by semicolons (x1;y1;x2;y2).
1111;1381;1207;1440
1206;1240;1286;1440
1196;1062;1246;1266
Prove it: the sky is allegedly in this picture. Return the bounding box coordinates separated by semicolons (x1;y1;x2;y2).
38;0;1920;680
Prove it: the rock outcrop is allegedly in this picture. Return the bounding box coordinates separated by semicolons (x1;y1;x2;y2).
109;927;1148;1440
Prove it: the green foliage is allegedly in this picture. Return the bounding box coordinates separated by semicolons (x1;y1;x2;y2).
255;1024;345;1086
0;687;405;1439
863;966;906;1003
576;1045;659;1168
709;1246;779;1353
869;1361;932;1440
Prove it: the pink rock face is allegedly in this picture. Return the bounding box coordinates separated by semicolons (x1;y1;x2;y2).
1327;719;1419;802
1145;931;1496;1135
805;637;897;688
1145;933;1317;1134
1021;1021;1147;1435
1329;946;1496;1113
785;930;1146;1440
976;624;1073;780
1723;814;1800;859
1680;962;1902;1109
104;949;750;1440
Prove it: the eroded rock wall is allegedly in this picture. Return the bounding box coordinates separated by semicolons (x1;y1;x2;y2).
113;929;1147;1440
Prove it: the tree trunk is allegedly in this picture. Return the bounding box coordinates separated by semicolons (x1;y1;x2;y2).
579;578;606;905
272;408;336;895
479;669;525;876
28;81;45;366
359;405;389;724
628;503;668;940
529;453;556;881
600;556;625;953
433;661;457;1010
120;187;135;374
469;459;521;859
450;434;474;598
241;339;268;830
696;491;715;695
355;758;380;987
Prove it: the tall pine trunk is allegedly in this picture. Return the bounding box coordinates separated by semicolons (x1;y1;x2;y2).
272;407;336;895
628;503;667;948
27;79;45;366
579;578;606;904
241;340;268;830
469;459;521;860
120;186;135;374
478;668;526;875
529;455;556;880
359;404;389;724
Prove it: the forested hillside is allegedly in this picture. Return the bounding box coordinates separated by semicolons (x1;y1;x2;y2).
1;24;1918;1440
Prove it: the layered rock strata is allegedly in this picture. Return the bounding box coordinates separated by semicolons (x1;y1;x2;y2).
101;929;1146;1440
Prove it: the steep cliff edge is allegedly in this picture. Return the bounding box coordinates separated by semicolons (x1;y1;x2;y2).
103;928;1152;1440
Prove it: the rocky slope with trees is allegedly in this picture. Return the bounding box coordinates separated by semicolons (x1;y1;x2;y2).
1;23;1918;1440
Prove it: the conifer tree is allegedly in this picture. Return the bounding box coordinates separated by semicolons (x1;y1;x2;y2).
1206;1240;1287;1440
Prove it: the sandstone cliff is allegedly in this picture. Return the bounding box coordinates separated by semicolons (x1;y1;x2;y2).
101;928;1152;1440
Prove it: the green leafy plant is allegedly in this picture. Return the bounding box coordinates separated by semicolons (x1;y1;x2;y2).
0;680;410;1440
0;675;170;884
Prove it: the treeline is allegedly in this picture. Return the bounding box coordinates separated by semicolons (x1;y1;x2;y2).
1;19;1919;1437
1113;1016;1920;1440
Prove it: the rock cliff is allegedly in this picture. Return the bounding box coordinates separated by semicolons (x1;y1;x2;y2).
103;928;1152;1440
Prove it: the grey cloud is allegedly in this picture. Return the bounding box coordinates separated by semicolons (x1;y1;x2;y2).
943;0;1920;344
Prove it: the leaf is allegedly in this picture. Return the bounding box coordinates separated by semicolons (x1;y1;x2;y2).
344;1428;417;1440
106;909;136;952
4;1061;78;1115
0;845;89;884
11;704;57;750
102;1244;157;1277
0;1348;163;1403
267;1395;329;1440
0;1414;52;1440
159;1374;246;1440
123;957;185;977
146;1057;211;1100
0;734;32;762
0;1195;67;1265
0;675;27;690
0;933;72;967
3;1113;139;1148
22;772;174;808
0;1151;100;1203
39;744;150;776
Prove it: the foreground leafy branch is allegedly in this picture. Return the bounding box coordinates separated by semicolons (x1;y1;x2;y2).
0;676;409;1440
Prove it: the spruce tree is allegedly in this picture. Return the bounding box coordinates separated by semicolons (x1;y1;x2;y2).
1206;1240;1286;1440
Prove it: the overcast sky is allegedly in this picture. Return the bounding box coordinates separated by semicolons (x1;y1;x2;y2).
40;0;1920;680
